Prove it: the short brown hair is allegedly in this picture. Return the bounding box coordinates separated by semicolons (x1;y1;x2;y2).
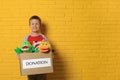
29;15;41;24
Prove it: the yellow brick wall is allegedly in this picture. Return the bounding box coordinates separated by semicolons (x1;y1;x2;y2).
0;0;120;80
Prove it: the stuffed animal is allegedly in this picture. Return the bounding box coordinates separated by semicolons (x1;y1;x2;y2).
38;41;51;53
14;41;38;54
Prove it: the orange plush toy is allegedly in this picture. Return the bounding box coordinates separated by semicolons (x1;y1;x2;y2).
38;41;51;53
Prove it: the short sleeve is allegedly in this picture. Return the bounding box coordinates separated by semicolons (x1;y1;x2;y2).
41;34;48;41
22;34;30;42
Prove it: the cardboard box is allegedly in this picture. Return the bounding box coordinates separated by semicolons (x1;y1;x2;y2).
19;51;53;76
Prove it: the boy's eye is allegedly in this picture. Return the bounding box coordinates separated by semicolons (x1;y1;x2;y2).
36;23;40;25
31;23;34;25
31;23;39;26
36;23;38;25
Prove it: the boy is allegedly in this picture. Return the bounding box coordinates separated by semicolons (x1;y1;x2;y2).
23;15;47;80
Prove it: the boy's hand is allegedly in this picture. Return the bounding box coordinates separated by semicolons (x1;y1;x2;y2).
17;54;20;60
52;49;55;58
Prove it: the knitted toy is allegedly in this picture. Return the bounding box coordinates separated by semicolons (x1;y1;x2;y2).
38;41;51;53
14;41;38;54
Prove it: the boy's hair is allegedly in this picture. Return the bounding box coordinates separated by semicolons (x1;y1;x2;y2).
29;15;41;24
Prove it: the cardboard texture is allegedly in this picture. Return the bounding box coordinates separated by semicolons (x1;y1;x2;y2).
19;51;53;76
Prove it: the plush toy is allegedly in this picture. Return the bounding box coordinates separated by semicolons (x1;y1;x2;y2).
38;41;51;53
14;41;38;54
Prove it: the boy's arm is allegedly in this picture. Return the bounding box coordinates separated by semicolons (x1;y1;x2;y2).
16;34;30;59
41;34;55;57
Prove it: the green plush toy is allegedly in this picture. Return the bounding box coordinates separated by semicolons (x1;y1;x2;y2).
14;41;39;54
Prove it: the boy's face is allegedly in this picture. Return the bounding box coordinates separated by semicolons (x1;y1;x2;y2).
29;19;40;33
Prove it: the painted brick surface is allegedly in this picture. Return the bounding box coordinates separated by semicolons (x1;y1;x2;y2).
0;0;120;80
